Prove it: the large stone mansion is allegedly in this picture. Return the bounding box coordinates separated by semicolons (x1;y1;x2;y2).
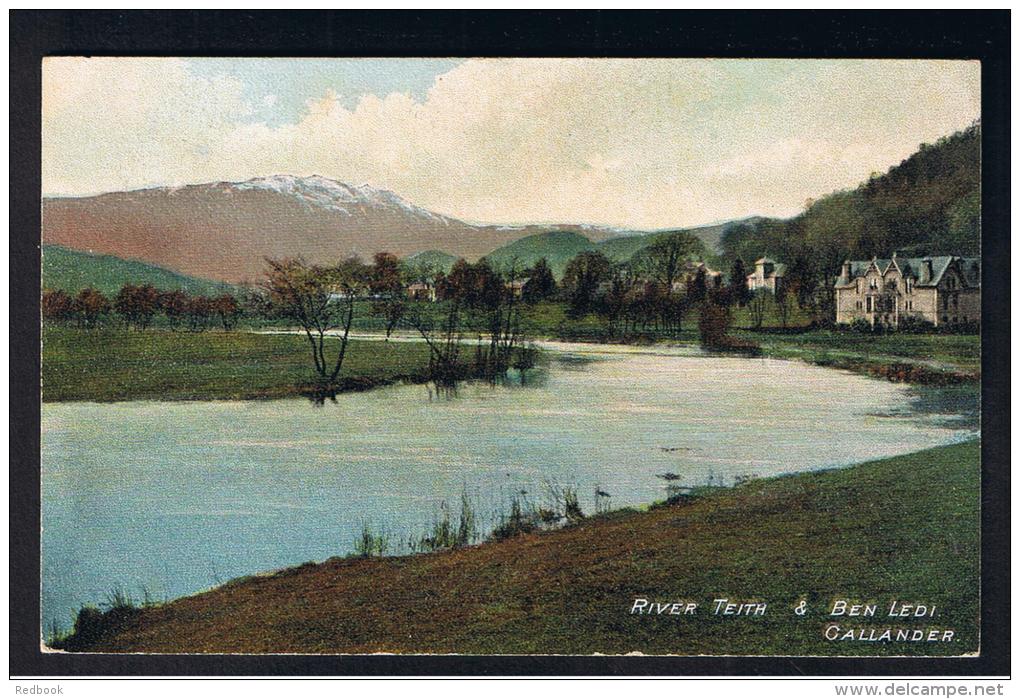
834;254;980;328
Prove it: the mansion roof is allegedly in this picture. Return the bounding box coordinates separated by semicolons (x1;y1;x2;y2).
834;255;980;289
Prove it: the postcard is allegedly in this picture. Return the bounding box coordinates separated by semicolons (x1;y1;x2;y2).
29;49;995;665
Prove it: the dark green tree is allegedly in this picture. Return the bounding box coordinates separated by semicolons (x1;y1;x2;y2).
727;258;750;307
561;250;612;318
522;257;556;303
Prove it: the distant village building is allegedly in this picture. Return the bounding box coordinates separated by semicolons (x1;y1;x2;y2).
746;257;785;294
405;281;437;302
506;278;529;298
834;254;980;328
670;261;724;293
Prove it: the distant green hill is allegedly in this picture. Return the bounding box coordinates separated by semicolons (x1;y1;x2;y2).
404;249;459;274
482;231;597;276
43;245;235;296
595;233;655;262
481;224;736;278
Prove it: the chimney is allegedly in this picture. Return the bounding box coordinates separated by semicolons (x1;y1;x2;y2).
922;257;933;282
841;260;851;280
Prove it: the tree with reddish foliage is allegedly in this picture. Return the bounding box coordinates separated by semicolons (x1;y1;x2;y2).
114;284;160;329
212;294;241;330
369;252;402;294
158;290;189;328
185;296;214;331
442;258;503;309
42;289;74;324
74;287;111;328
698;299;733;348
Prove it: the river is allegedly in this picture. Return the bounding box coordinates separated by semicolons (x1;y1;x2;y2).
40;342;978;631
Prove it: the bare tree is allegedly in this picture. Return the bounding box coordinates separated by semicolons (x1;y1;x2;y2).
775;289;793;329
406;297;464;384
262;257;367;384
748;290;769;330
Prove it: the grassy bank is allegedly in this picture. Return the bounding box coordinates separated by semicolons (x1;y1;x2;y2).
42;327;440;402
733;330;980;384
510;302;980;383
52;440;980;655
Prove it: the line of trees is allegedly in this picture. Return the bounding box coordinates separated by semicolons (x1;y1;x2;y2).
42;284;241;331
403;231;781;342
408;258;531;383
258;253;535;389
547;231;758;339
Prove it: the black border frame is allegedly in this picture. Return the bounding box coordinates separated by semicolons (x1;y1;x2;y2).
9;9;1010;677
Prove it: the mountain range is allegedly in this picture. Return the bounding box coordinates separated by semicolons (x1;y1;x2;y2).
42;175;675;284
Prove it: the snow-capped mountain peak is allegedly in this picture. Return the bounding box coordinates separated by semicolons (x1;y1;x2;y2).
231;175;450;224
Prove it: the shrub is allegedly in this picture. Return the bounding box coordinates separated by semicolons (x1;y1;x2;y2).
899;316;937;333
353;522;389;558
563;487;585;524
697;300;732;347
849;318;872;333
51;588;142;651
490;495;539;541
410;493;478;553
939;319;980;335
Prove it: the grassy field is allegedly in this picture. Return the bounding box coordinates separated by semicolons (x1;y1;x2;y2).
742;330;981;375
54;440;980;655
42;327;437;402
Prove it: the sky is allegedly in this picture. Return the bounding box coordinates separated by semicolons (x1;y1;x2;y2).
42;58;980;229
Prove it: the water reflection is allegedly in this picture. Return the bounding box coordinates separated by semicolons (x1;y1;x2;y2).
901;384;980;431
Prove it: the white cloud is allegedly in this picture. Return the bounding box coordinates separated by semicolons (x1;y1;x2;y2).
42;58;980;229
